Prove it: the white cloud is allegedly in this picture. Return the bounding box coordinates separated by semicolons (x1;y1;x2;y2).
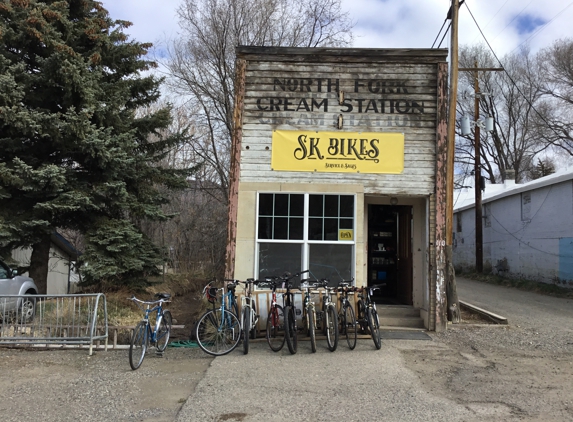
100;0;573;59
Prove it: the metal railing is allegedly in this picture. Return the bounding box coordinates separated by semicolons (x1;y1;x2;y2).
0;294;108;355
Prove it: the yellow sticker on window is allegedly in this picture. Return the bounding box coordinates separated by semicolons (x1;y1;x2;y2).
339;229;354;241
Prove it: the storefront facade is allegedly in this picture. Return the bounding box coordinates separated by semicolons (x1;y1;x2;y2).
226;47;449;331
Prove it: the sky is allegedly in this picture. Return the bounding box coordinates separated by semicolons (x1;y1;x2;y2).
100;0;573;60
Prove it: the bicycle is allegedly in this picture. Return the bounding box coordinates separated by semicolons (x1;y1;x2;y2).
282;270;308;355
261;277;285;352
128;293;172;370
229;278;260;355
195;281;242;356
318;280;339;352
337;280;357;350
356;284;385;350
300;278;319;353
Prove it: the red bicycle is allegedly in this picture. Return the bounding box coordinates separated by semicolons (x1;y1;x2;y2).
263;277;285;352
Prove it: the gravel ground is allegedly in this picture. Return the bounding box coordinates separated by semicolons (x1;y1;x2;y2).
0;347;212;422
1;276;572;421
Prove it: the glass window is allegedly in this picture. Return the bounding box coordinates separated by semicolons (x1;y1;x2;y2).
258;193;304;240
258;243;302;279
257;193;355;281
307;194;354;241
308;244;353;286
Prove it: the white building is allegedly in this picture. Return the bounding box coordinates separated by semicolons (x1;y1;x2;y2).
453;169;573;287
11;232;79;294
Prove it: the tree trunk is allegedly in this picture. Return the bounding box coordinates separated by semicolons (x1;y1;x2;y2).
29;234;51;294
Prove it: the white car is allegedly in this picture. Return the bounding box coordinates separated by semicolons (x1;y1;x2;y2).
0;259;38;322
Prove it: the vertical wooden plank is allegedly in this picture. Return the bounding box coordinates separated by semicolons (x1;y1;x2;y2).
434;61;449;332
225;58;247;280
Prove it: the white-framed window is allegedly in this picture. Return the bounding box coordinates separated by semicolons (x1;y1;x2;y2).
521;192;531;221
256;193;355;285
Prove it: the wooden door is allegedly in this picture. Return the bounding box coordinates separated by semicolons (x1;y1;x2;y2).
396;206;413;305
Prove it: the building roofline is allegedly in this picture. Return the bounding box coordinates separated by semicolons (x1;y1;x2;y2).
235;46;449;62
454;168;573;212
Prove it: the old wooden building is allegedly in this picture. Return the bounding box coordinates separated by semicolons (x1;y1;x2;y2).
226;47;449;331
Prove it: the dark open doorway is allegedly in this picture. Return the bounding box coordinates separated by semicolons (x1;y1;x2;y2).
367;204;413;305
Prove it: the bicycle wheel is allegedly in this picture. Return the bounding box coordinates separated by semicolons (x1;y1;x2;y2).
156;310;172;352
308;309;316;353
243;306;250;355
129;321;148;370
344;304;357;350
357;299;367;333
195;308;241;356
367;307;382;350
284;306;298;354
250;302;258;339
266;305;285;352
325;305;339;352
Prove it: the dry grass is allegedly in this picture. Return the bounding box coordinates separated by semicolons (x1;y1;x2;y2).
83;274;211;328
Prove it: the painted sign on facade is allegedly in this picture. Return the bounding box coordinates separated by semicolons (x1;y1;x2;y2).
255;77;428;128
271;130;404;174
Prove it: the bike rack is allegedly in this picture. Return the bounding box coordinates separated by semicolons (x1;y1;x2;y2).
0;294;108;355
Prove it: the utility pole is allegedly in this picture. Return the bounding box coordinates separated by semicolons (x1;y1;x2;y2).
459;64;503;273
445;0;460;323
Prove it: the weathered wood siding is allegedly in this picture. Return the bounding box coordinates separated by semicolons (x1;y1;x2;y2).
236;48;448;195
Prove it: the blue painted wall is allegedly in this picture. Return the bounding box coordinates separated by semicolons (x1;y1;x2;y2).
559;238;573;282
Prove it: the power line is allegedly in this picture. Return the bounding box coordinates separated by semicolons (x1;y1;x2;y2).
432;1;465;49
431;19;449;48
464;2;571;152
490;0;536;43
509;2;573;54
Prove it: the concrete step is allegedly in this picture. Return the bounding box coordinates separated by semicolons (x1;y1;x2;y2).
378;316;425;328
376;305;420;317
376;306;424;328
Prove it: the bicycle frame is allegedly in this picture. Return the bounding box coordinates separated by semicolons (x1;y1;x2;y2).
131;298;168;344
301;282;316;327
240;279;258;332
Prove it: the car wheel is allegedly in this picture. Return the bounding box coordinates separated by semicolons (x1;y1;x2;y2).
19;296;36;323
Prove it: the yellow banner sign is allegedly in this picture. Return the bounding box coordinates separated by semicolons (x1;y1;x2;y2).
271;130;404;174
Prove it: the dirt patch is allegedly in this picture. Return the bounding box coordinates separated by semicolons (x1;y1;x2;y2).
459;306;495;324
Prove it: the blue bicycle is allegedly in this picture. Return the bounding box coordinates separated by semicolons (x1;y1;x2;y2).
195;281;241;356
128;293;172;370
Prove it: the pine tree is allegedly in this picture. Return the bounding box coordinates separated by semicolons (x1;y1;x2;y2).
0;0;195;291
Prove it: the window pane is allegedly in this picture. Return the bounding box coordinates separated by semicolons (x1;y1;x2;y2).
324;195;338;217
275;194;289;216
258;217;272;239
324;218;338;240
259;194;274;216
309;244;353;286
289;217;303;240
274;217;288;239
308;218;323;240
309;195;323;217
258;243;302;279
290;194;304;216
340;195;354;217
340;218;353;230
